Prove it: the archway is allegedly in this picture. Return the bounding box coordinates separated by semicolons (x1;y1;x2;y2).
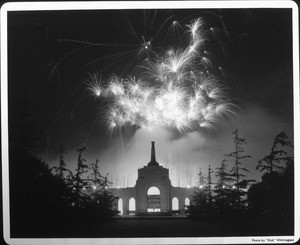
129;197;136;213
147;186;161;212
172;197;179;211
184;197;190;210
118;198;123;215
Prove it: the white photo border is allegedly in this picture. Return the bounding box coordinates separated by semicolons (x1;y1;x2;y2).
1;1;299;244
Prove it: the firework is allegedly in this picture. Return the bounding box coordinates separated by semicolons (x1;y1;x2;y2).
85;74;103;98
86;17;238;134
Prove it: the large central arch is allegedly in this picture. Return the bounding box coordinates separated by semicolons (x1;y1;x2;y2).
147;186;161;212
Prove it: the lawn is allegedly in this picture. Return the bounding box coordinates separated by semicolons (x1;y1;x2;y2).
11;216;293;238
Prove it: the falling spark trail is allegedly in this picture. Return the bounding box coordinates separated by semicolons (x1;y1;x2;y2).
83;114;101;145
49;44;92;79
50;39;134;79
151;15;174;41
122;12;140;42
57;39;135;48
45;84;85;161
82;49;136;69
94;51;136;77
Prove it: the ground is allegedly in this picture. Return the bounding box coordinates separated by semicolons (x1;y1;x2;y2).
11;216;293;238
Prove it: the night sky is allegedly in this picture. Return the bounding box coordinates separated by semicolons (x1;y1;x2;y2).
8;8;294;187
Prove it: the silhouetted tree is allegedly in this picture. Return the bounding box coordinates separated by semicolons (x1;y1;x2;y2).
87;159;113;192
66;146;89;209
188;166;213;220
226;129;254;212
103;173;113;189
87;158;112;197
207;165;214;206
85;188;118;221
52;144;68;178
88;158;103;190
82;158;118;220
214;159;234;216
249;132;294;227
248;159;294;225
187;189;210;220
257;131;293;173
9;151;72;236
215;159;232;190
197;168;206;187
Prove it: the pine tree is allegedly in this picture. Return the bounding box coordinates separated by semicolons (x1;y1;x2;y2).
52;145;68;179
249;132;294;221
215;159;232;190
88;158;104;191
206;165;213;206
214;159;234;216
248;157;294;221
85;158;117;220
197;168;206;188
67;146;89;209
226;129;254;212
188;167;207;219
58;145;67;177
188;165;214;219
103;173;113;189
257;131;293;173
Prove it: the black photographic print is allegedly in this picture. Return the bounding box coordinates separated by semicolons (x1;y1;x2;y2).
1;1;299;244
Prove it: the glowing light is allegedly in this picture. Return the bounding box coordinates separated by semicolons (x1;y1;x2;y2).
187;185;190;188
92;185;97;190
199;185;203;189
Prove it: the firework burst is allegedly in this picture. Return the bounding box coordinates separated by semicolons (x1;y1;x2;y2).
85;74;104;98
86;17;238;134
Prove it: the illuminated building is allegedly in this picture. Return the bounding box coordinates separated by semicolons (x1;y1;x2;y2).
110;142;196;215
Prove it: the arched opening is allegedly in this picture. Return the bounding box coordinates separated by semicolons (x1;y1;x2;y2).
147;186;160;195
172;197;179;211
129;197;136;214
147;186;161;212
185;197;190;210
118;198;123;215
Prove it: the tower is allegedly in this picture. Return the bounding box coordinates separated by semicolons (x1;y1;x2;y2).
148;141;159;166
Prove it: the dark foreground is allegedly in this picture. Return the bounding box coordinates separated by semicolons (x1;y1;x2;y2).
11;216;293;238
